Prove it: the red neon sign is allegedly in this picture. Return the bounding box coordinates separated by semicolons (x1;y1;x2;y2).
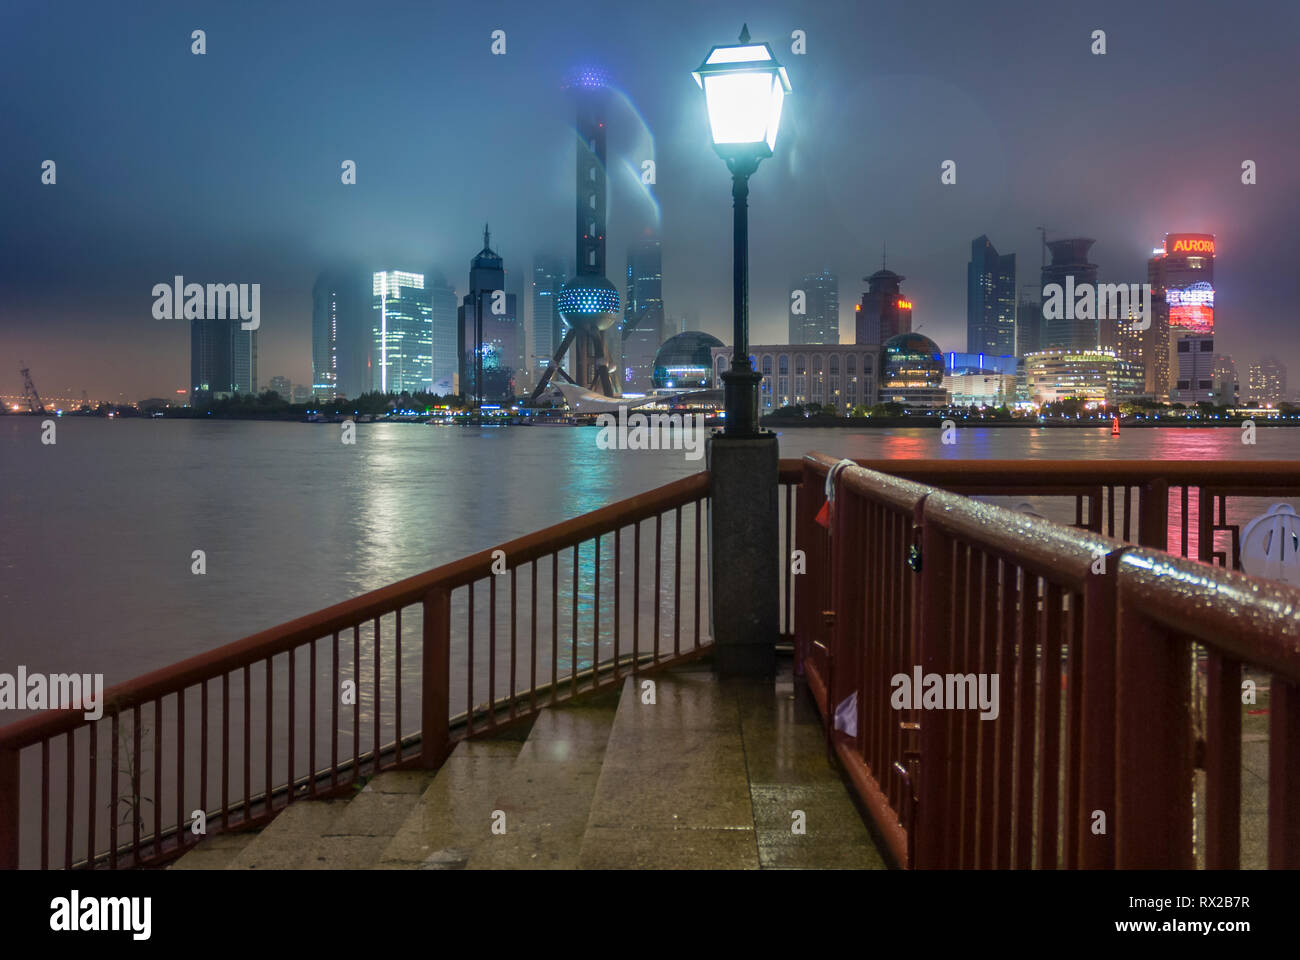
1170;238;1215;254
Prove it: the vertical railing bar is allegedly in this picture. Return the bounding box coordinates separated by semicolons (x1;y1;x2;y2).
330;632;339;789
1122;485;1132;542
468;582;476;733
1180;485;1190;558
133;703;142;862
151;702;161;860
977;551;998;869
1204;651;1242;869
200;679;209;830
309;639;317;796
489;575;497;726
550;556;558;704
995;561;1016;869
510;566;518;718
1267;679;1300;868
1037;582;1063;869
571;542;579;696
41;739;49;870
374;616;381;772
633;522;641;673
110;710;119;869
614;528;622;682
593;534;601;690
68;729;77;868
352;624;360;781
395;609;402;765
695;498;703;648
177;688;186;850
1063;590;1085;869
1013;574;1037;870
784;482;792;637
654;514;662;662
674;506;682;657
88;719;98;867
265;657;273;816
288;647;296;798
242;669;250;825
420;587;451;769
221;673;230;829
530;562;539;711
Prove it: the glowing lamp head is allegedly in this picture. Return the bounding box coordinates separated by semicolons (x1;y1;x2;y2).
692;24;791;162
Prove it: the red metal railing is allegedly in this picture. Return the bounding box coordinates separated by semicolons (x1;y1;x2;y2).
809;458;1300;568
0;474;714;870
792;453;1300;869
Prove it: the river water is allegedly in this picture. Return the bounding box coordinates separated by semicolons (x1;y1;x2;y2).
3;417;1298;694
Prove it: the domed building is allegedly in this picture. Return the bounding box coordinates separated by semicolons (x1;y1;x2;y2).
881;332;947;407
653;331;724;390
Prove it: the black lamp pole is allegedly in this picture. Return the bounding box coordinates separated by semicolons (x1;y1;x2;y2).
722;152;762;436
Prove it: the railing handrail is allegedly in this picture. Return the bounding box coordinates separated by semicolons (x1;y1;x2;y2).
1117;549;1300;683
0;471;711;752
783;455;1300;488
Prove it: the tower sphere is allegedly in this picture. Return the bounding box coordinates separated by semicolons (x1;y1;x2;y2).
558;274;621;334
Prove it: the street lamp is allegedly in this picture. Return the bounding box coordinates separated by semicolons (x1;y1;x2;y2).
694;24;791;436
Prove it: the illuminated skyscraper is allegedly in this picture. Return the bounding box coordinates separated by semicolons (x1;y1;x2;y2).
1248;358;1287;404
1041;238;1098;351
458;227;520;403
1015;283;1041;357
855;269;911;347
312;267;369;399
966;236;1016;355
788;270;839;345
1151;233;1216;400
371;270;433;395
428;272;458;395
190;318;257;402
621;238;665;391
531;254;567;381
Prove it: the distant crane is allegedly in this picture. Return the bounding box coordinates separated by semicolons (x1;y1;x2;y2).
19;365;45;414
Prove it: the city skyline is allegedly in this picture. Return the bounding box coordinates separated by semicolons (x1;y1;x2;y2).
3;1;1298;400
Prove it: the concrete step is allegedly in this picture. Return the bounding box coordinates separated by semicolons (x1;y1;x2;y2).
468;688;620;869
375;738;525;869
223;769;438;870
576;664;886;869
168;828;263;870
579;668;760;869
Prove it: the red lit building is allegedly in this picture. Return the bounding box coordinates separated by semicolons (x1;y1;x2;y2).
855;269;912;347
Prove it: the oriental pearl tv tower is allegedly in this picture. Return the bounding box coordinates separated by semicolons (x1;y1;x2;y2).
531;66;622;399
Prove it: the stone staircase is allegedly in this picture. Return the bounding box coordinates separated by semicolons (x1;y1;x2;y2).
171;663;885;870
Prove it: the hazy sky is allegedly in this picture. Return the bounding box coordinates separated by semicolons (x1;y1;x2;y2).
2;0;1298;400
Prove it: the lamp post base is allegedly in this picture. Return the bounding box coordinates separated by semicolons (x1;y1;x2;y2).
707;432;779;678
721;367;764;437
